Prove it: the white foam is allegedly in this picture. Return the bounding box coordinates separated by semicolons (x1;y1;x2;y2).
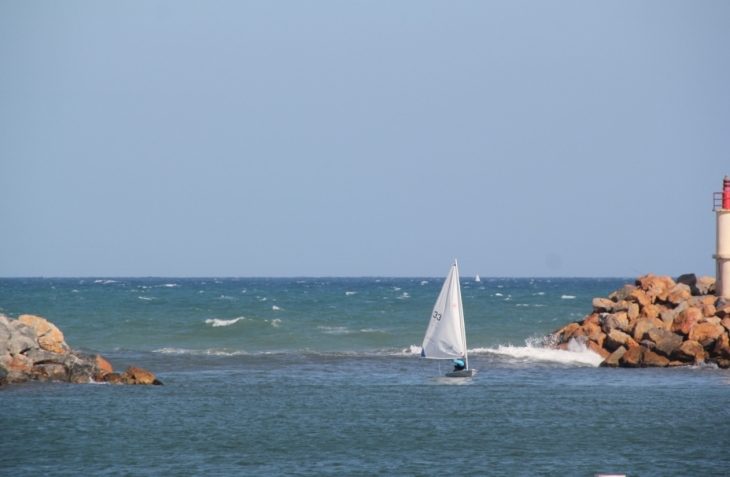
138;296;155;300
72;290;79;293
318;326;350;334
561;295;576;299
346;291;357;295
471;338;604;367
394;287;401;291
495;293;503;296
218;295;235;300
205;317;245;327
153;347;249;356
163;284;179;287
397;292;410;299
271;318;281;327
272;305;281;310
421;281;428;285
410;345;423;355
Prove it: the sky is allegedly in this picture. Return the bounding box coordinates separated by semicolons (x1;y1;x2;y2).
1;1;728;277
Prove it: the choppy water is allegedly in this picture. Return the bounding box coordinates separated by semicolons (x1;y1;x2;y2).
1;277;729;476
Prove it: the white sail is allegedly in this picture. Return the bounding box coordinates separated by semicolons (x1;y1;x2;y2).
421;261;467;360
475;275;481;282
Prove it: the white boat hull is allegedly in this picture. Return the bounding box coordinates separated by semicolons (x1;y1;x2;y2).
445;369;476;378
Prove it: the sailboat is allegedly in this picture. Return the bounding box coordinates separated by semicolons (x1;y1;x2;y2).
475;274;481;282
420;260;476;378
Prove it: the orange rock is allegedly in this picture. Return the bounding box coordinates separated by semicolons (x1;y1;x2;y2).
674;340;705;363
95;355;113;376
712;333;730;359
592;298;615;313
582;313;600;326
666;286;691;306
620;346;644;367
722;317;730;333
628;289;653;307
7;353;32;372
630;318;664;342
587;340;611;359
103;372;123;384
643;349;669;367
38;335;66;354
670;307;703;335
627;303;640;321
121;366;156;385
18;314;55;337
688;323;725;343
551;322;580;345
640;304;661;320
700;304;716;318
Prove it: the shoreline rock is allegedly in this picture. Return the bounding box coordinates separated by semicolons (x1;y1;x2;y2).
0;314;162;386
548;273;730;369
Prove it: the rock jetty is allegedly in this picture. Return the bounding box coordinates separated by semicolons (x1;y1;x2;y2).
0;314;162;386
548;273;730;368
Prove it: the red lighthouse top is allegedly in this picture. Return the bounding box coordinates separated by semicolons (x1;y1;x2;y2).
716;175;730;210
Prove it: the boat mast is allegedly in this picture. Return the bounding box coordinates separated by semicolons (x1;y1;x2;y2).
454;259;468;370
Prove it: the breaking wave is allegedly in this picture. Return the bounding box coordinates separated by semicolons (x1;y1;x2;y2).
205;317;245;327
470;337;604;367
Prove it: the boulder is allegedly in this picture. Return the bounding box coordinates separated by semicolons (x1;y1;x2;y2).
614;285;638;302
645;328;683;358
716;302;730;319
600;346;627;367
673;340;705;363
601;312;629;333
37;335;67;354
696;276;716;295
604;329;633;352
627;303;640;321
612;300;630;312
665;284;692;305
0;318;11;353
121;366;157;385
550;322;580;345
712;333;730;359
68;362;95;384
631;317;664;342
688;323;725;343
643;349;670;367
700;304;717;318
620;347;645;367
699;317;721;325
23;349;67;365
676;273;699;295
628;289;653;307
640;304;661;320
587;340;611;359
582;313;601;326
103;372;123;384
6;353;32;373
7;330;37;356
638;274;673;301
17;315;69;354
592;298;615;313
32;363;68;382
721;317;730;333
670;307;703;335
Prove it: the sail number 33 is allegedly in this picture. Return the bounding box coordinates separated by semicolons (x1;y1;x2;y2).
432;311;442;321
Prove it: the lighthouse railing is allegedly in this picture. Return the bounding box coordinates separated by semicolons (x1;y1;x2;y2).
714;192;724;211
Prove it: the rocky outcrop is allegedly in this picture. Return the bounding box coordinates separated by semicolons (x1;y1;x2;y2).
0;314;161;386
548;273;730;369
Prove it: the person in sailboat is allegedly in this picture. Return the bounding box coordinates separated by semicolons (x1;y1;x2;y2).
452;358;466;372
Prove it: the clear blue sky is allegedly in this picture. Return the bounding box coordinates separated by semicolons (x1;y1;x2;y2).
1;1;728;277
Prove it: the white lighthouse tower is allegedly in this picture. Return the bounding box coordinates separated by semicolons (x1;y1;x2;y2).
714;175;730;298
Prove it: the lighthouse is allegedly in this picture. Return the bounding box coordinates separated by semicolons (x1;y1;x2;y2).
714;175;730;298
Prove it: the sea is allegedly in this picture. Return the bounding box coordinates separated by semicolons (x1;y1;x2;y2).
1;277;728;476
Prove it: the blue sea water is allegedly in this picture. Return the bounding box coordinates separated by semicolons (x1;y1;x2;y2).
1;277;729;476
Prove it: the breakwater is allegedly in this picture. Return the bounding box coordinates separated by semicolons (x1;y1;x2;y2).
548;273;730;368
0;314;160;385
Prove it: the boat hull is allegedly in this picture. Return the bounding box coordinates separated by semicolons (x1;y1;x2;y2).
445;369;476;378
